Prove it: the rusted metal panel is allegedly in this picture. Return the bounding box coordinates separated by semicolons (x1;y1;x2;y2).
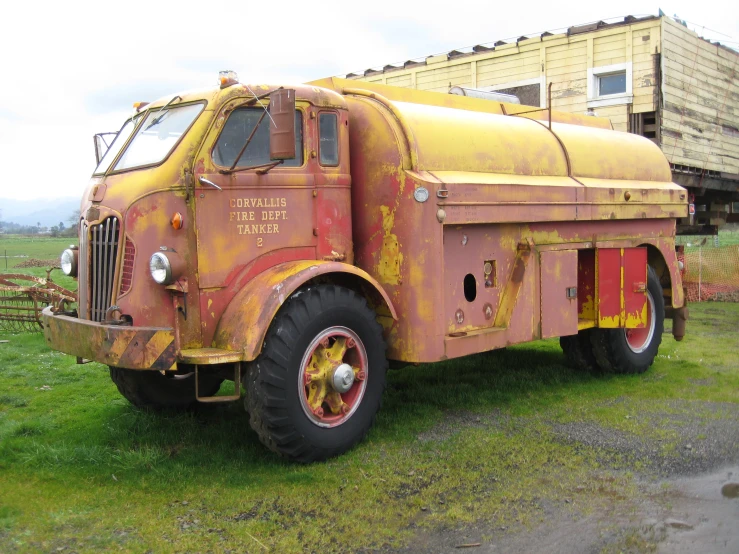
269;88;296;160
178;348;242;364
623;247;648;328
41;307;176;370
598;249;622;328
597;247;648;329
578;249;596;321
443;225;506;334
118;193;191;331
193;178;316;289
213;260;396;361
540;250;578;339
344;94;440;362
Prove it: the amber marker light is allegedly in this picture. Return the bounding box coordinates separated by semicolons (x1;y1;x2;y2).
171;212;184;230
133;101;149;112
219;70;238;88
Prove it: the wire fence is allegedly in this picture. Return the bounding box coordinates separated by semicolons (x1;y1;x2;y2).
677;228;739;302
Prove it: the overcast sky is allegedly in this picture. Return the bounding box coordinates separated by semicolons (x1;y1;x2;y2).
0;0;736;202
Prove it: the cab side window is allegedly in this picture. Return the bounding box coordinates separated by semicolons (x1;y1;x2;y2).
213;108;303;168
319;112;339;166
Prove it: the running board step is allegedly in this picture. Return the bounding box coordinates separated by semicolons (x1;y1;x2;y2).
178;348;242;364
177;349;243;403
196;362;241;403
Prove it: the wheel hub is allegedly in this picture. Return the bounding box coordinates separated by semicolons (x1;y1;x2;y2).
299;327;368;428
332;363;355;393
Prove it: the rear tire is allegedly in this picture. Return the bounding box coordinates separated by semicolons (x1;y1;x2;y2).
109;367;223;410
560;330;598;371
245;285;387;463
589;266;664;374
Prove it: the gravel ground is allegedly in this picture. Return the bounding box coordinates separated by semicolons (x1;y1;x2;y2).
387;398;739;554
552;400;739;477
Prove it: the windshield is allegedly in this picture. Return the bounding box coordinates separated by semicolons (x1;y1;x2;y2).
114;103;204;171
94;116;140;174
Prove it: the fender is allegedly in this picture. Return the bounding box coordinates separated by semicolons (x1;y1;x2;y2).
639;238;685;309
212;260;397;361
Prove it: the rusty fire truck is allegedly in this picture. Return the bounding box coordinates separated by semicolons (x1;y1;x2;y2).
42;72;688;462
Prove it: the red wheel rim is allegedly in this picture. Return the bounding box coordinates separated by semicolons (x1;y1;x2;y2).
625;290;656;353
298;326;368;428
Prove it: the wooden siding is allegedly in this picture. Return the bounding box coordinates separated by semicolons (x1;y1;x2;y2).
660;17;739;174
477;48;541;86
593;33;627;66
349;18;662;133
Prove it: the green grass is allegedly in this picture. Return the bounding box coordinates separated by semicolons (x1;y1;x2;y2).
1;302;737;552
0;235;77;268
0;234;78;292
677;226;739;248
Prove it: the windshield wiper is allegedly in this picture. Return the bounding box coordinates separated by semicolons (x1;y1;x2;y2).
145;95;181;130
221;159;284;175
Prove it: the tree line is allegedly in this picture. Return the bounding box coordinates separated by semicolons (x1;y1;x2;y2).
0;209;80;237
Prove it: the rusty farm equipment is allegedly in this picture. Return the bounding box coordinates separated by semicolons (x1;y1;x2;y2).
0;270;76;332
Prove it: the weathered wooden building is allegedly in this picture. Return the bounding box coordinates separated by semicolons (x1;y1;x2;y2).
347;15;739;232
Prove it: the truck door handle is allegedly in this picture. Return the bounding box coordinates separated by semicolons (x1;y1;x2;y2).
198;176;222;191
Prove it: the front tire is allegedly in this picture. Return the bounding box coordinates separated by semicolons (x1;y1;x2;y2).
589;266;664;374
109;367;223;410
245;285;387;463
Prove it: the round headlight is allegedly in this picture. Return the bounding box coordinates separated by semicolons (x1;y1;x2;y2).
60;248;77;277
149;252;172;285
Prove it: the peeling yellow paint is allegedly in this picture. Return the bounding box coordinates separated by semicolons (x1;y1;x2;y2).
624;302;648;328
580;294;596;319
377;205;403;285
599;314;620;327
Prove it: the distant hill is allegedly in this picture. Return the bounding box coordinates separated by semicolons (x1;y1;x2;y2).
0;197;81;228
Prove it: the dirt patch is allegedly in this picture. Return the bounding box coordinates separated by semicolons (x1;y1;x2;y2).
13;258;59;269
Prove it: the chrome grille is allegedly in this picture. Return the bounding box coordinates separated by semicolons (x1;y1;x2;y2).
80;217;120;322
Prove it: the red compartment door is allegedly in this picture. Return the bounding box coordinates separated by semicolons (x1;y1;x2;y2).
623;248;648;329
540;250;578;339
597;248;647;328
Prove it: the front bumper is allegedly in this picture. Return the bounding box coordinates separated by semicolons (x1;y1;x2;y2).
41;306;176;370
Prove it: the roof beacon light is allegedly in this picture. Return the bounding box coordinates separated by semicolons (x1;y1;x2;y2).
219;70;239;88
133;101;149;111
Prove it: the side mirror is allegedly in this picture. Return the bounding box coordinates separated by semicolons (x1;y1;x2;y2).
269;89;296;160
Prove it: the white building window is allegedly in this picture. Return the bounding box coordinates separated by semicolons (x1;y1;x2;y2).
587;62;633;108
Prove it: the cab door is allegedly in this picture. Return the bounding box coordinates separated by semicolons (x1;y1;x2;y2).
193;100;317;289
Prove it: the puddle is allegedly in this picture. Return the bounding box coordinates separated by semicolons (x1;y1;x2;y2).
721;482;739;498
656;466;739;554
668;466;737;498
